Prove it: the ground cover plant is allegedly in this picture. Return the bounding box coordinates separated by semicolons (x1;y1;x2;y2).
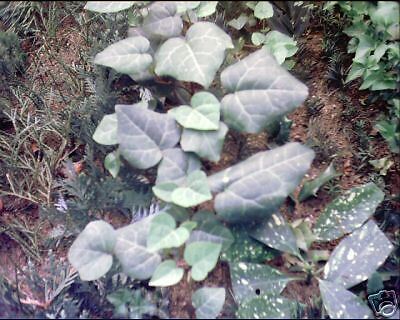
0;1;399;319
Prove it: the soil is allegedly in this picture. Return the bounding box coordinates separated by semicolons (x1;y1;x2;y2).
1;3;399;319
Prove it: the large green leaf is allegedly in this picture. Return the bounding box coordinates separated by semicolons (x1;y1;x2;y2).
149;259;184;287
155;22;233;88
114;216;161;280
141;2;183;40
181;122;228;162
319;280;373;319
298;162;339;202
147;213;190;252
184;242;222;281
237;294;301;319
230;262;291;304
93;37;152;75
369;1;399;27
68;221;116;281
220;49;308;133
192;287;225;319
314;183;384;241
93;113;118;145
115;103;181;169
84;1;135;13
155;148;201;185
323;220;394;289
207;142;315;223
171;170;212;207
169;91;220;130
263;31;298;64
254;1;273;20
251;212;300;257
221;226;277;263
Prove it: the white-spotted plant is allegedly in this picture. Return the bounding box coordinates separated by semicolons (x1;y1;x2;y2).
67;2;394;318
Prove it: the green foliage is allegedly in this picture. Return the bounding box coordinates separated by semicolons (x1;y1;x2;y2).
192;287;226;319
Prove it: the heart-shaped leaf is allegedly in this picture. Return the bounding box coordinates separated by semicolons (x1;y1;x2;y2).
114;216;161;280
155;22;233;88
149;259;184;287
298;162;339;202
323;220;394;289
156;148;201;185
237;294;301;319
220;49;307;133
181;122;228;162
84;1;135;13
263;31;298;64
230;262;291;304
319;280;373;319
207;142;315;223
192;287;226;319
116;103;181;169
142;2;183;40
175;1;201;14
169;91;220;130
104;151;121;178
254;1;273;20
93;113;118;145
250;212;300;257
184;241;222;281
68;220;116;281
195;1;218;18
314;182;385;241
171;170;212;208
147;212;190;252
94;36;152;75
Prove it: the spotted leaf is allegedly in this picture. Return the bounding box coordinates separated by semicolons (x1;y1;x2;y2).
237;294;301;319
220;49;308;133
207;142;315;223
314;183;385;241
155;22;233;88
324;220;394;289
319;280;373;319
230;262;291;304
250;212;301;257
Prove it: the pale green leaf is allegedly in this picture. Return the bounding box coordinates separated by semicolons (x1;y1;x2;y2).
149;259;184;287
104;151;121;178
84;1;135;13
254;1;273;20
263;31;298;64
192;287;225;319
195;1;218;18
93;113;118;145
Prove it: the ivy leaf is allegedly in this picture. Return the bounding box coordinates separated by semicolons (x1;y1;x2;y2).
184;242;222;281
149;259;184;287
230;262;291;304
175;1;201;14
251;213;301;257
147;213;190;252
93;113;118;145
104;151;121;178
324;220;394;289
116;103;181;169
253;1;273;20
263;31;298;64
251;32;266;46
155;22;233;88
171;170;212;208
220;49;307;133
168;92;220;130
195;1;218;18
237;294;301;319
221;226;277;263
68;221;116;281
94;37;152;75
192;287;225;319
181;122;228;162
155;148;201;185
298;162;339;202
314;183;385;241
142;2;183;40
152;182;178;203
227;14;249;30
319;280;373;319
114;216;161;280
84;1;135;13
207;142;314;223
